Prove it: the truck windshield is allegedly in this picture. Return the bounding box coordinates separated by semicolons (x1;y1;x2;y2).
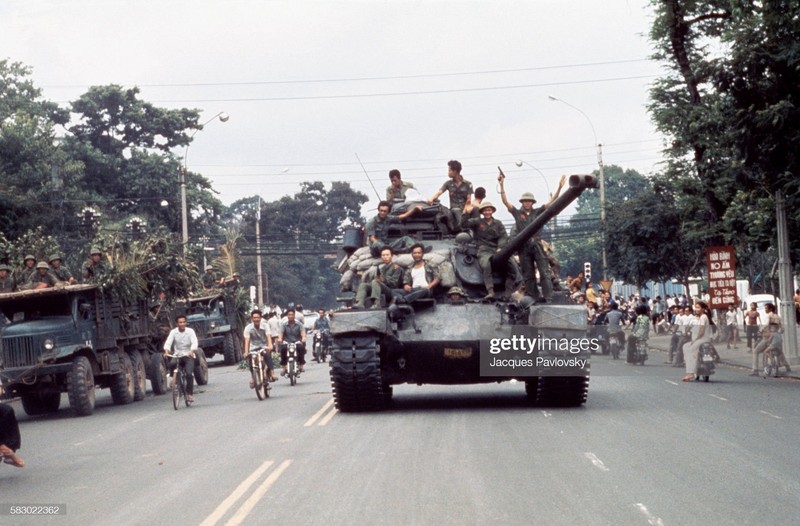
0;295;73;321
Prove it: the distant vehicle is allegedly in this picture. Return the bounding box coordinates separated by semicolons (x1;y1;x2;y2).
302;311;319;331
741;294;780;325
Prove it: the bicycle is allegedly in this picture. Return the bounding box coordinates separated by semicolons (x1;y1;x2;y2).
165;354;193;410
763;347;787;378
247;347;272;400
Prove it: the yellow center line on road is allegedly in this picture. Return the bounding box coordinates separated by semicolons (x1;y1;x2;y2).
304;398;335;427
199;460;274;526
225;460;293;526
318;407;338;426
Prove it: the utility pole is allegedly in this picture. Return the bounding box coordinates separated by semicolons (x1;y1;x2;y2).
255;196;264;309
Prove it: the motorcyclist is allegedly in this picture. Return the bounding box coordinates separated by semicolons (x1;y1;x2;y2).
313;308;331;356
278;308;307;375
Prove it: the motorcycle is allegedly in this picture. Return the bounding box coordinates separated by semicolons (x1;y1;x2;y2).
608;329;623;360
286;342;300;386
626;334;648;365
312;329;331;363
694;342;717;382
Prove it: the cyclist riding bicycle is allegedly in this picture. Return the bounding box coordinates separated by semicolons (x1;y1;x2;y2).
243;309;277;386
278;308;307;375
162;314;198;403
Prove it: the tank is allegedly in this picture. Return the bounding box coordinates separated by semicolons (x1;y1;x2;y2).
329;174;599;411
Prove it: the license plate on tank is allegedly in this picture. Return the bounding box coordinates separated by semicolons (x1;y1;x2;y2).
443;348;472;359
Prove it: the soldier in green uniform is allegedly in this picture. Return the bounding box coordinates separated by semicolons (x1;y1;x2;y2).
447;286;467;304
386;169;416;202
427;160;473;233
49;255;77;285
354;246;405;308
460;201;508;300
201;265;219;290
82;247;107;282
17;255;36;284
365;200;423;257
0;264;16;293
22;262;61;289
498;171;566;303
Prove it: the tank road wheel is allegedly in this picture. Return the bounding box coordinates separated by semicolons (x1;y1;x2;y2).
110;352;135;406
223;333;237;365
21;390;61;416
130;350;147;401
194;348;209;386
68;356;96;416
329;337;386;412
149;353;169;395
533;376;589;407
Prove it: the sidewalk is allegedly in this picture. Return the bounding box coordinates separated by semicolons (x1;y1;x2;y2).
644;333;797;378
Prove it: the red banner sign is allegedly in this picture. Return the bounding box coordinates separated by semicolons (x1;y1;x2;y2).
705;246;737;308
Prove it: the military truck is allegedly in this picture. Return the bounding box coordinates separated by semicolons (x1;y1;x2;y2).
329;174;597;412
0;285;154;416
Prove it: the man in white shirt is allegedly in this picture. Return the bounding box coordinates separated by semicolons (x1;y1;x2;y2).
162;315;199;403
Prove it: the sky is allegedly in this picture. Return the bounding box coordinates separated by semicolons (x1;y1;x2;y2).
1;0;665;223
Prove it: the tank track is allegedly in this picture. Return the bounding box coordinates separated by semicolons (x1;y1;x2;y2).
329;335;388;412
526;375;589;407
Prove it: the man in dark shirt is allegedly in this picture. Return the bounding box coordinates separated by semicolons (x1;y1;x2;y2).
460;202;507;300
365;200;422;257
427;159;473;233
278;309;307;374
355;246;405;308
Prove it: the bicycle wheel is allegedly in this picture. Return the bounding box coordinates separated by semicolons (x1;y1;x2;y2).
183;370;191;407
262;362;271;398
252;358;265;401
172;371;180;411
764;353;776;377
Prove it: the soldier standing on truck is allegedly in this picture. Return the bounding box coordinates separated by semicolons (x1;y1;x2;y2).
22;262;61;289
162;315;198;403
243;309;278;385
0;264;16;293
202;265;220;290
17;255;36;284
48;255;77;285
83;247;107;282
497;170;566;303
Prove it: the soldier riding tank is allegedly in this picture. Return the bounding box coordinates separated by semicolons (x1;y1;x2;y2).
329;173;598;411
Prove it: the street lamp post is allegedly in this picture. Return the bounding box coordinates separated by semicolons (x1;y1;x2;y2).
548;95;606;281
181;111;229;254
514;160;556;248
295;200;324;249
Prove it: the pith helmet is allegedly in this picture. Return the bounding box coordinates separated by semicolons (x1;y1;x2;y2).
478;201;496;213
447;286;466;297
0;264;10;272
36;261;50;269
519;192;537;204
24;254;35;262
49;254;62;263
205;265;214;271
90;247;102;255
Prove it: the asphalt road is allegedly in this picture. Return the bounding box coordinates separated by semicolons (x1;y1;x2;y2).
1;355;799;526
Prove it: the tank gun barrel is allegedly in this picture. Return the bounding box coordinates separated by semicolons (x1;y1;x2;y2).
492;174;598;265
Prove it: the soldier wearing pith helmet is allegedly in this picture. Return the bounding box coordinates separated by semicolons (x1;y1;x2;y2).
0;264;16;293
49;254;77;284
498;169;567;303
83;247;107;282
460;200;508;300
18;254;36;284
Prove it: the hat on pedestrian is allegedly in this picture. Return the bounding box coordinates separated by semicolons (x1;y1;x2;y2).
519;192;537;204
24;254;35;262
49;254;62;263
36;261;50;269
478;201;496;213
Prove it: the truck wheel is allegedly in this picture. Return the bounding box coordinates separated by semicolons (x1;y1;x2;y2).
110;352;135;405
194;348;209;386
130;350;147;401
68;356;96;416
21;391;61;415
150;353;168;395
223;333;237;365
